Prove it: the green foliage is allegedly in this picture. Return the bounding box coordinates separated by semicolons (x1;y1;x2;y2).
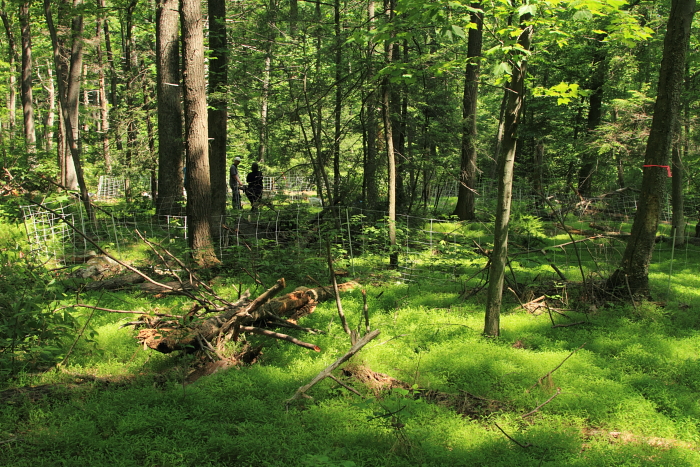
0;232;75;375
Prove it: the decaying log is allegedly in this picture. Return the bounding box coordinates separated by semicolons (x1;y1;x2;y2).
135;279;359;354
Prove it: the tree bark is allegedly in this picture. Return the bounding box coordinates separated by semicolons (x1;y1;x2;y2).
382;0;397;268
18;1;35;159
454;5;483;221
181;0;219;266
671;119;685;246
362;0;380;211
156;0;184;215
607;0;695;296
0;5;17;145
208;0;228;218
45;0;92;220
577;33;607;198
96;0;111;172
484;16;533;337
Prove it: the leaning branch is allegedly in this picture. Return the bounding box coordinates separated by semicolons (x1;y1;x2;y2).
287;329;381;404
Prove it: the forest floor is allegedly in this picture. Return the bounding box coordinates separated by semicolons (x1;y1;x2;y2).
2;214;700;466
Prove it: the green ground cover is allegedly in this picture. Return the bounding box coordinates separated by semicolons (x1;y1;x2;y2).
2;210;700;467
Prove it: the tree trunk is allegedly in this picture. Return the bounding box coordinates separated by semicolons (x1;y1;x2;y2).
0;5;17;145
18;1;35;159
45;0;92;219
383;0;397;268
333;0;342;204
362;0;381;211
484;18;533;337
181;0;219;267
577;33;607;198
607;0;695;296
671;120;685;246
454;5;483;221
258;0;277;164
41;60;55;152
123;1;139;200
96;0;111;173
156;0;184;215
208;0;228;218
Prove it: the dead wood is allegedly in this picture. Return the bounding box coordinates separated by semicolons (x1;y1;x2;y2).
339;364;508;419
83;273;146;290
134;279;360;354
287;329;381;404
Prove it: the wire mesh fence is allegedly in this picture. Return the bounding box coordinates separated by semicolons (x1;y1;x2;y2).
20;194;700;301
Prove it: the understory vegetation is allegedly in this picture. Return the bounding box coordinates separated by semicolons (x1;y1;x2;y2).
2;199;700;467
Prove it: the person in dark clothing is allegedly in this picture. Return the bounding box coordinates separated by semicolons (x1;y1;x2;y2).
229;157;243;209
245;162;264;211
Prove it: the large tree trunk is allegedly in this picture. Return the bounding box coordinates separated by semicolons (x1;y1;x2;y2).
484;18;533;337
181;0;218;266
156;0;184;215
19;1;35;160
453;5;483;221
607;0;695;296
208;0;228;218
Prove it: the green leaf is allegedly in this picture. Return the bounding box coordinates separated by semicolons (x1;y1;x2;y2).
517;4;537;17
573;9;593;21
451;24;466;39
493;62;512;77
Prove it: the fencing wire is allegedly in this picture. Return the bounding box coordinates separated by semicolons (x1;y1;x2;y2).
19;197;699;295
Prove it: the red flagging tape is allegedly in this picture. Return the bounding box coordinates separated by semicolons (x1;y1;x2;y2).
643;165;672;177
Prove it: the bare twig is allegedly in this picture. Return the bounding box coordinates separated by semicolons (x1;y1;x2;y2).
217;279;286;341
32;201;201;302
494;423;531;449
362;289;370;333
551;321;586;328
240;326;320;352
528;343;586;392
327;374;362;396
70;303;177;318
522;387;562;418
326;242;351;336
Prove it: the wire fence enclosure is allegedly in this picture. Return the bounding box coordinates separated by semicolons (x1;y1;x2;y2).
20;182;700;301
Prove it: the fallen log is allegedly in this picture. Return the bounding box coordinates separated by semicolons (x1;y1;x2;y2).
135;279;359;354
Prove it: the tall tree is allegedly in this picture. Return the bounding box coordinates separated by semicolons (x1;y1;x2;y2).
453;4;483;221
96;0;111;172
484;10;533;337
155;0;184;215
181;0;218;266
45;0;92;219
18;1;35;158
0;4;18;146
383;0;398;268
208;0;227;218
607;0;696;296
362;0;380;210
